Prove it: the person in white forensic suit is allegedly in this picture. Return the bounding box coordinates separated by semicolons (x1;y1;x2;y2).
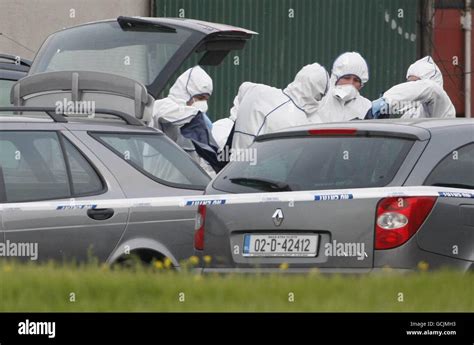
148;65;218;176
309;52;371;123
232;63;330;151
368;56;456;119
211;82;257;151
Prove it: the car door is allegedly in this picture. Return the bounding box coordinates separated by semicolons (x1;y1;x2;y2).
0;124;129;263
83;130;209;264
26;16;257;98
416;142;474;263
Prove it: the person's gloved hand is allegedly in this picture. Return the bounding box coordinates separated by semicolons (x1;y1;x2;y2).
370;97;389;119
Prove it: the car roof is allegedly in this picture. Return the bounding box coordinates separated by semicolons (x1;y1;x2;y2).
0;107;161;133
0;116;161;133
0;54;32;73
258;118;474;141
0;69;28;80
370;118;473;129
61;120;159;133
0;116;54;123
280;118;473;131
0;64;29;74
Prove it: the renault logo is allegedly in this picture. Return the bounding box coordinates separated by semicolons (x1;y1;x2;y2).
272;209;284;226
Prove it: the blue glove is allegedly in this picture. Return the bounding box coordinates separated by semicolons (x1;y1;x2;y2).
371;97;388;119
202;112;213;130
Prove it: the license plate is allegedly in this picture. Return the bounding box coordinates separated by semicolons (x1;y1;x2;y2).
243;234;319;257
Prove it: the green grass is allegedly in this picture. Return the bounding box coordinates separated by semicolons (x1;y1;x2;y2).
0;261;472;312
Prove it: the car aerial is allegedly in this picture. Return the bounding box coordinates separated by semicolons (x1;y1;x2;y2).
0;54;31;106
195;119;474;273
0;106;212;266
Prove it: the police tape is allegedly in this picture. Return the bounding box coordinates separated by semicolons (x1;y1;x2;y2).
0;186;473;212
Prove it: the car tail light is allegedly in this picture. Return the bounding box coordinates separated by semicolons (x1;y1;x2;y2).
194;205;206;250
307;128;357;136
375;196;437;250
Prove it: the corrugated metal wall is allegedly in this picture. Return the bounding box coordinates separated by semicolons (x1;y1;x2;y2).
155;0;419;120
434;9;473;116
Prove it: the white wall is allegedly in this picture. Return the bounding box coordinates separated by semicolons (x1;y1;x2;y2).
0;0;150;60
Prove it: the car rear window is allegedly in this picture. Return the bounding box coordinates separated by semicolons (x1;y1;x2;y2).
30;21;193;87
91;132;211;190
213;136;414;193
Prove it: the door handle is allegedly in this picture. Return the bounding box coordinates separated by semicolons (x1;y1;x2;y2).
87;208;114;221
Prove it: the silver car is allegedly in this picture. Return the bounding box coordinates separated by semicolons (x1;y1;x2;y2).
0;16;256;266
0;107;210;266
196;119;474;273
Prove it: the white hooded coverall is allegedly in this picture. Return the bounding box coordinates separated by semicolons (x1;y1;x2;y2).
309;52;371;123
211;82;257;150
232;63;329;150
150;65;213;128
149;66;216;175
382;56;456;118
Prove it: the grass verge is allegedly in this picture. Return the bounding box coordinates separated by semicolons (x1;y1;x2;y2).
0;261;472;312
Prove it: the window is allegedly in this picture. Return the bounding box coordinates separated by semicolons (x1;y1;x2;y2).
0;131;104;202
62;138;104;195
424;143;474;189
213;136;414;193
0;131;70;202
0;79;15;106
91;132;210;189
31;21;192;86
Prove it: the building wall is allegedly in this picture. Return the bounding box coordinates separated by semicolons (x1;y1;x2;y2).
0;0;150;61
155;0;420;120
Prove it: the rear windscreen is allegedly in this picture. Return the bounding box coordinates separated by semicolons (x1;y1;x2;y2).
30;21;192;87
213;136;414;193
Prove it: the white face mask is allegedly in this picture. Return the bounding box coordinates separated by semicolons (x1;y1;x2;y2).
334;84;359;102
191;100;208;113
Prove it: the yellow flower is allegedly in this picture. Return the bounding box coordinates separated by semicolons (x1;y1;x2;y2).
3;265;12;273
164;257;172;269
203;255;212;265
188;256;200;266
154;260;164;270
279;262;289;270
417;261;429;272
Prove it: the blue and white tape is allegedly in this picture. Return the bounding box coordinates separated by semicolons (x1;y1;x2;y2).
0;186;472;212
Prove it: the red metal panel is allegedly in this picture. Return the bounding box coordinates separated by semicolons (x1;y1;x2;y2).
433;9;473;117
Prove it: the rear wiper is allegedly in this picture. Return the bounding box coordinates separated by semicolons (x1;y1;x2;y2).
229;177;292;192
432;183;474;190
